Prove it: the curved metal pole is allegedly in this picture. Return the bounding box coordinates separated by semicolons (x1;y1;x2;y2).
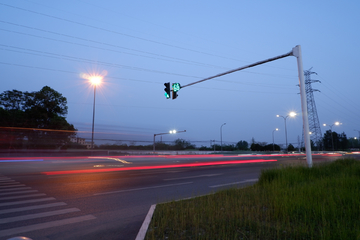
284;118;288;151
272;129;278;151
293;45;312;167
91;85;96;149
220;123;226;151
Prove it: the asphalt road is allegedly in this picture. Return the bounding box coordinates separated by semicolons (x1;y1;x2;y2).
0;153;357;240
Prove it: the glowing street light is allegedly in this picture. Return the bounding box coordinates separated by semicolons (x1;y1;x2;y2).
89;75;103;149
277;111;297;151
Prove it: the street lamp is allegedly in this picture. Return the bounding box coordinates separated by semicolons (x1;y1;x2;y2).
153;130;186;152
272;128;279;151
220;123;226;151
277;112;296;151
323;122;341;151
89;75;103;149
354;130;360;147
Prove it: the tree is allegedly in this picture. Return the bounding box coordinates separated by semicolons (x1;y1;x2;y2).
0;86;76;149
236;140;249;150
322;130;349;151
250;143;263;151
287;143;296;152
172;139;196;150
263;144;280;151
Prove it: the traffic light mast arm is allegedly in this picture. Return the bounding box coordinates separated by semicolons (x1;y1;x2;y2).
154;130;186;137
181;50;293;88
153;130;187;152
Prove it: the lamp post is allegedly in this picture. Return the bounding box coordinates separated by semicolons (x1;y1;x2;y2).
220;123;226;151
277;112;296;152
272;128;279;151
354;130;360;147
323;122;340;151
210;140;216;151
89;75;102;149
153;130;186;152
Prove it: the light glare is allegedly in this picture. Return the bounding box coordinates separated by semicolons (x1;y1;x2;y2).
289;111;297;117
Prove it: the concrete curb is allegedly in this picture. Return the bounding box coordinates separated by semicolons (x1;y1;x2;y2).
135;204;156;240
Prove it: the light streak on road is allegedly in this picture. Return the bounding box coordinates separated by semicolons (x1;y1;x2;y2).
42;159;277;175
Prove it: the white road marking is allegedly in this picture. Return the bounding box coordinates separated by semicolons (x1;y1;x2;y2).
0;208;80;224
0;202;67;214
89;157;132;164
0;197;56;207
94;182;193;195
164;173;223;181
135;204;156;240
0;181;20;185
0;215;96;237
0;179;15;182
1;187;32;192
0;190;38;196
0;193;46;201
0;184;26;188
209;178;258;188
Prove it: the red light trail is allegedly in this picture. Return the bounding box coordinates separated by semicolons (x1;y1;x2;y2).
42;159;277;175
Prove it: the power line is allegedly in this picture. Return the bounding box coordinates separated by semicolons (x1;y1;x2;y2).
0;22;220;68
0;3;256;62
0;21;300;79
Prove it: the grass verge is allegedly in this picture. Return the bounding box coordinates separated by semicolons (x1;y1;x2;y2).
145;158;360;239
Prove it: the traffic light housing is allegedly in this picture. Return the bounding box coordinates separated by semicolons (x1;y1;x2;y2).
164;82;170;99
172;90;178;100
172;83;181;100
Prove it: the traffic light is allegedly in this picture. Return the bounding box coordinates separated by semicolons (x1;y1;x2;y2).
172;90;178;100
164;82;170;99
172;83;181;100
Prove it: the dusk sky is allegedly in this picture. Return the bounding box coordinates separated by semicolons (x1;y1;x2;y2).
1;1;359;148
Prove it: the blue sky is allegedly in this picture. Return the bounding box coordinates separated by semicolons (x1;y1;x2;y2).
1;0;359;147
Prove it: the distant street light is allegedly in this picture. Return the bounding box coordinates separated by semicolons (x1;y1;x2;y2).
220;123;226;151
272;128;279;151
153;130;186;152
210;140;216;151
354;130;360;146
277;112;296;151
89;75;103;149
323;122;341;151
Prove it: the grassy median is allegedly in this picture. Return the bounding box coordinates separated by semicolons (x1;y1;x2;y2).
145;158;360;239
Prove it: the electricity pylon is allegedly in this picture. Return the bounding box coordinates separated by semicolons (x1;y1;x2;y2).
304;68;322;149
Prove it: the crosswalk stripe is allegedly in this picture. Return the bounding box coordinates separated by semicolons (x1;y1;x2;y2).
0;190;38;196
0;184;26;189
1;187;32;192
0;193;46;201
0;208;80;224
0;197;55;207
0;182;20;185
0;180;15;182
0;214;96;237
0;202;67;214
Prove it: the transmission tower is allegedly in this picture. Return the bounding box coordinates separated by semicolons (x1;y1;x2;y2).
304;68;322;149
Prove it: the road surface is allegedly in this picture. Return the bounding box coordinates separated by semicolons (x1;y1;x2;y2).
0;152;356;239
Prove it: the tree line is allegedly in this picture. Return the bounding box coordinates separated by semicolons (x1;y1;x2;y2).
0;86;76;149
1;87;358;151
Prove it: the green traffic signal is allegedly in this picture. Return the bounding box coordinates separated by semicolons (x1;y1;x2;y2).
172;83;181;92
164;82;171;99
172;83;180;100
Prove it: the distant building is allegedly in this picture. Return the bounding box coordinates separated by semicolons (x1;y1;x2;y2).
70;137;92;149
